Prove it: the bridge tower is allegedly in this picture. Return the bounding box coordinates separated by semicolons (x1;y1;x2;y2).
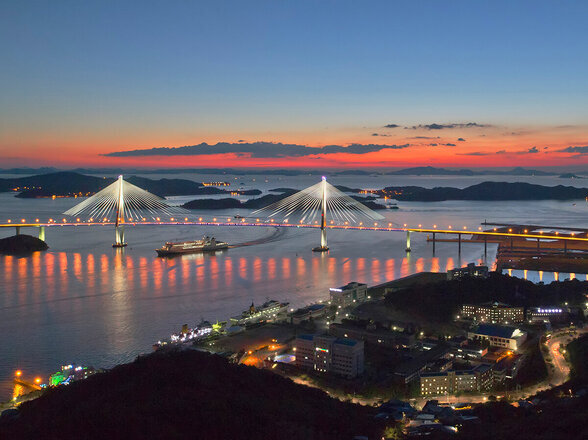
312;176;329;252
251;175;383;252
113;175;127;248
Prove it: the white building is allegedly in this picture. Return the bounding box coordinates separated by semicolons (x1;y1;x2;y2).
468;324;527;351
329;282;368;308
294;334;364;378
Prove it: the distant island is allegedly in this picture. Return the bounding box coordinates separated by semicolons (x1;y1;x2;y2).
182;190;387;210
379;181;588;201
2;166;587;177
2;172;588;205
0;235;48;255
0;172;237;198
559;173;584;179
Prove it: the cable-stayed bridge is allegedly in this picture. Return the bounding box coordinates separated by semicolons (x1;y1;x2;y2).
2;175;588;255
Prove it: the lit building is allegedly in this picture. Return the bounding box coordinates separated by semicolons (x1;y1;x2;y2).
294;334;364;378
330;322;415;348
468;324;527;351
291;303;328;325
460;302;524;324
420;365;493;396
49;364;98;386
447;263;489;280
527;307;569;323
329;282;368;308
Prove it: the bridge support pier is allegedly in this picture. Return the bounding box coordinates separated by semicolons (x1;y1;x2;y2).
405;230;411;252
484;236;487;261
432;232;436;254
113;225;127;248
15;226;21;235
38;226;45;242
458;233;461;254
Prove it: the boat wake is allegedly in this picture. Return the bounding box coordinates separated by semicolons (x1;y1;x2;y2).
230;226;308;248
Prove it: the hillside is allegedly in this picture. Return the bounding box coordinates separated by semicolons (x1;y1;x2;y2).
382;181;588;201
0;172;114;198
0;172;232;198
0;350;382;440
385;273;588;323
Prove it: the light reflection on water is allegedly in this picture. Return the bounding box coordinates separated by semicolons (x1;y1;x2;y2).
1;187;588;400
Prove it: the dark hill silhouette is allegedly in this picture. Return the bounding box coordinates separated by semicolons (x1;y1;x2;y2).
0;234;48;255
0;350;382;440
383;181;588;201
125;176;225;197
0;172;232;198
0;172;114;198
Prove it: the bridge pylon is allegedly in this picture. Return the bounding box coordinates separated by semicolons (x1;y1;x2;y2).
312;176;329;252
63;174;186;246
251;175;384;252
113;175;127;248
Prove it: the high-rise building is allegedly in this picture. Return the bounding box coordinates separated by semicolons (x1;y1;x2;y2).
294;334;364;378
329;282;368;308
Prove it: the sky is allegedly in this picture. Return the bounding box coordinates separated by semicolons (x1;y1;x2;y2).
1;0;588;169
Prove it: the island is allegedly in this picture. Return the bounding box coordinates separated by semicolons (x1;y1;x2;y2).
378;181;588;201
0;235;48;255
0;172;234;198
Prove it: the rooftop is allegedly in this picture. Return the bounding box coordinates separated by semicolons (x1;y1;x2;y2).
334;338;359;347
330;281;366;291
471;324;521;339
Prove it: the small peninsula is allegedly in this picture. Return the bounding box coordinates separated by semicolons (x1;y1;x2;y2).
0;235;48;255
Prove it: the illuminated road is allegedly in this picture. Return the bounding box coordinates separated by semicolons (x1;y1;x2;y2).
543;327;588;387
2;219;588;244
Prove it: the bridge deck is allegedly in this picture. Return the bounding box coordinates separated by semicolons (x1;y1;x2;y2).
2;221;588;242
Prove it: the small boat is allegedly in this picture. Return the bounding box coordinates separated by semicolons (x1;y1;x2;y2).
156;236;228;256
379;197;399;209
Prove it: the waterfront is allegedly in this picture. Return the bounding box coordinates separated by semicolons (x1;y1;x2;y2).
1;174;587;400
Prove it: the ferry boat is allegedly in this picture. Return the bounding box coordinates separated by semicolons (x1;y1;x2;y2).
156;236;229;256
230;300;289;326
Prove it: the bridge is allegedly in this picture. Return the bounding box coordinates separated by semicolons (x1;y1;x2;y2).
2;175;588;256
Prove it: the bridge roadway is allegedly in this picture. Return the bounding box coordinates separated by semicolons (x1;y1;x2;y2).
2;219;588;246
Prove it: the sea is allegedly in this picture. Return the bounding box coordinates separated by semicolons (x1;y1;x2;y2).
1;172;587;400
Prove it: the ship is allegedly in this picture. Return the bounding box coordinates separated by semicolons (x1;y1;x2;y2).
378;197;399;209
156;236;229;256
230;300;290;326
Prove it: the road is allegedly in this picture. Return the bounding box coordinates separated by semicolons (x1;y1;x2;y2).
409;325;587;408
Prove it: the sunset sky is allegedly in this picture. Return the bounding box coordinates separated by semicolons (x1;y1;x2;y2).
1;1;588;169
